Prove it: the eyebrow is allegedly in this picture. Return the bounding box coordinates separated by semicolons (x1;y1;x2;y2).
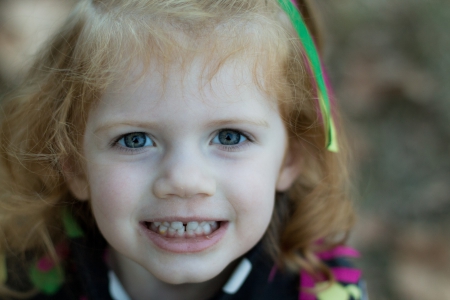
94;118;269;134
94;121;158;134
207;118;269;128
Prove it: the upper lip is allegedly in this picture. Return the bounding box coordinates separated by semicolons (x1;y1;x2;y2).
142;217;226;223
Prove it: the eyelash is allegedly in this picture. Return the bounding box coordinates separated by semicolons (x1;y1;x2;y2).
112;132;153;154
111;129;253;153
211;129;253;152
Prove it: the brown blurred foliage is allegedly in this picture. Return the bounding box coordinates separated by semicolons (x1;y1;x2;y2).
318;0;450;299
0;0;75;91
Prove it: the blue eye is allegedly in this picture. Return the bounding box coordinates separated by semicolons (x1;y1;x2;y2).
118;132;153;148
213;130;247;145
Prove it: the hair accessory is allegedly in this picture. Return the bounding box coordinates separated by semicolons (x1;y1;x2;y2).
278;0;338;152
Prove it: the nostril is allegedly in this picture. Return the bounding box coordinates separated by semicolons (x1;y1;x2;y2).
152;174;216;199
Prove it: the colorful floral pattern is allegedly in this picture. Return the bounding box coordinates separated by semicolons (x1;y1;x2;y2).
29;208;83;295
299;246;364;300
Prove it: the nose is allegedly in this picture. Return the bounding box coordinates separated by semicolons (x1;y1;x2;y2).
152;149;216;199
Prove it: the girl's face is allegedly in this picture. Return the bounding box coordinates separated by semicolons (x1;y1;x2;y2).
68;55;300;284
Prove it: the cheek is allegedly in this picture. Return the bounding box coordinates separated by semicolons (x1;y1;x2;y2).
222;159;278;223
228;175;275;250
86;162;150;219
228;151;282;193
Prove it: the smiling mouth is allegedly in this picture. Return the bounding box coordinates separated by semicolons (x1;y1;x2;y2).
144;221;221;238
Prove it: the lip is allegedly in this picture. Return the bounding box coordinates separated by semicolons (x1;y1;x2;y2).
144;217;224;223
140;221;229;253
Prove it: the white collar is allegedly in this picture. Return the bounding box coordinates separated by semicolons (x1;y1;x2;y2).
108;258;252;300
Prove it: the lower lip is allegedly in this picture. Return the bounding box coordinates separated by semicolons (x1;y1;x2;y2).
140;222;229;253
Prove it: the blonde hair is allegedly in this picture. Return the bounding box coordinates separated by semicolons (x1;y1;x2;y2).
0;0;354;296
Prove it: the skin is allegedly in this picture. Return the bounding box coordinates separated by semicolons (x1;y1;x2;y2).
67;55;301;300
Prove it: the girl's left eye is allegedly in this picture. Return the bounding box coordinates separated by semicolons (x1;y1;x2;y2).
117;132;153;148
212;130;247;146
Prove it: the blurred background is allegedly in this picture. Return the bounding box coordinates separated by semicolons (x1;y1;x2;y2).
0;0;77;91
318;0;450;299
0;0;449;299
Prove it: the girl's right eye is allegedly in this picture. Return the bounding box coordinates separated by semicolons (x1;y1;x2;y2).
116;132;154;148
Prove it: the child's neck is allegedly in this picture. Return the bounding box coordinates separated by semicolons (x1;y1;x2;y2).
110;247;237;300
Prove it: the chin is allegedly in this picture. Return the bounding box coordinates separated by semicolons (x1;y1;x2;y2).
149;261;227;285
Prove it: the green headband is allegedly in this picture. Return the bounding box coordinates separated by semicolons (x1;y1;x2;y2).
277;0;338;152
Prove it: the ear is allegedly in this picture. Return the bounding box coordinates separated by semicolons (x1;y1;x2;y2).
276;143;302;192
62;160;90;201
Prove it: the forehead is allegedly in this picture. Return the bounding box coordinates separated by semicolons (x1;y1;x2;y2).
85;14;288;100
99;52;277;115
85;53;285;141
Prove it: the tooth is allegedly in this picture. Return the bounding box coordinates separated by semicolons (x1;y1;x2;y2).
195;226;203;235
176;227;185;237
210;222;218;230
186;222;198;230
159;225;168;234
168;228;176;237
203;223;211;235
153;220;218;237
170;222;183;229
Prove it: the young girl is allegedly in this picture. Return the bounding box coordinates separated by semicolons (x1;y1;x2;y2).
0;0;366;299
